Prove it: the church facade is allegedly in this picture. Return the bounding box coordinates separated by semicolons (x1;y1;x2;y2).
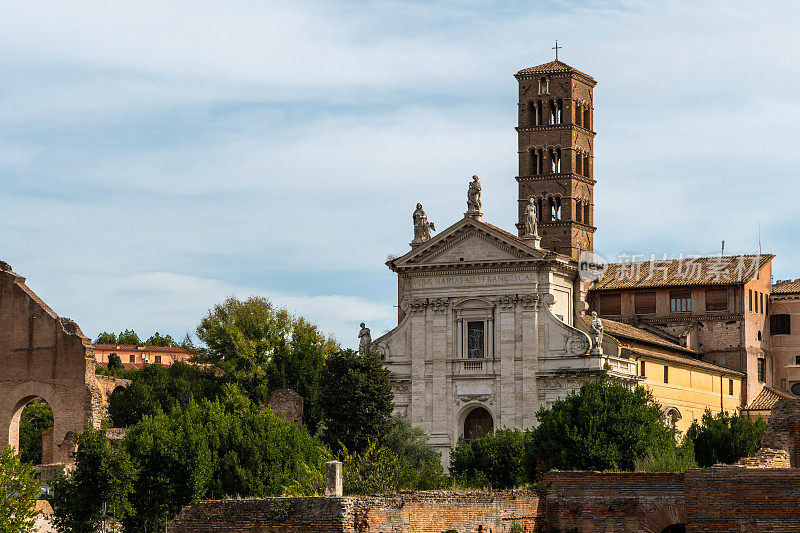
373;209;636;466
372;59;749;466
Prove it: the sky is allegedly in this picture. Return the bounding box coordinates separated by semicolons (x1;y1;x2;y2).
1;0;799;348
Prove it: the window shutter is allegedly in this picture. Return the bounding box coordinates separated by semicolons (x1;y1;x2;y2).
635;292;656;314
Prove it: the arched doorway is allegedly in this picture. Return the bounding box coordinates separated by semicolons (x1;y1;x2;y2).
10;396;54;465
661;524;686;533
463;407;493;440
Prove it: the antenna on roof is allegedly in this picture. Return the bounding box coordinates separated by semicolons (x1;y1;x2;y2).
552;39;561;61
721;240;725;256
757;219;762;256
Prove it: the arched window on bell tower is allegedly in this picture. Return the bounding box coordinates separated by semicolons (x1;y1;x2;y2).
538;77;548;95
583;154;591;178
583;107;591;130
576;199;583;223
557;99;563;124
584;202;591;225
537;197;544;221
575;103;583;127
575;150;583;175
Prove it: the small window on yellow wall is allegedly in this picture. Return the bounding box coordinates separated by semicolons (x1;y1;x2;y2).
640;361;646;378
729;379;733;396
663;366;669;384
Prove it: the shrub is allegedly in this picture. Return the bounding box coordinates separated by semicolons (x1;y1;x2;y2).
0;446;41;533
450;428;530;489
686;410;767;467
526;378;674;476
341;441;414;495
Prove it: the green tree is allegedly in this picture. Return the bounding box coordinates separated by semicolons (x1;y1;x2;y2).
450;428;530;489
107;362;222;428
95;331;117;344
634;437;697;472
18;399;53;464
51;428;136;533
686;410;767;467
384;413;441;470
195;296;336;431
121;404;213;532
107;353;124;372
0;446;41;533
341;441;414;495
117;329;141;346
144;332;176;347
321;349;393;453
526;378;674;476
383;413;448;489
118;400;330;530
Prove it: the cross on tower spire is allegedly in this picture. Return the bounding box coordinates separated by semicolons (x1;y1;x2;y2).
552;39;561;61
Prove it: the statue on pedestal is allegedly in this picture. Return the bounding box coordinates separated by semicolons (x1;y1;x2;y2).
358;323;372;356
412;203;435;245
590;311;604;353
524;197;539;237
466;175;482;216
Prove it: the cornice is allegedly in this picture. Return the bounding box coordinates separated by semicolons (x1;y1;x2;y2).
398;261;577;277
516;173;596;186
515;123;596;136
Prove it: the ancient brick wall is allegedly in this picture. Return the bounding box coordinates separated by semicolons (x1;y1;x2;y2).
540;471;685;533
169;497;349;533
0;262;99;464
346;490;540;533
685;467;800;532
169;490;541;533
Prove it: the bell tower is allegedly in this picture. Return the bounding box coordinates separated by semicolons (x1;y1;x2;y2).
514;59;597;259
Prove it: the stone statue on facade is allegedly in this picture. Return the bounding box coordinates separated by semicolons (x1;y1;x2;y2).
412;203;435;246
466;175;482;216
590;311;604;354
358;323;372;356
524;197;538;237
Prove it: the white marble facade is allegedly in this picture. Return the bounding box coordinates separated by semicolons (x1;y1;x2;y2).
373;215;637;467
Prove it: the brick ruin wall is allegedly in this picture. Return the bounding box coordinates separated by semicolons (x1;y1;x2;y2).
169;490;541;533
540;472;685;533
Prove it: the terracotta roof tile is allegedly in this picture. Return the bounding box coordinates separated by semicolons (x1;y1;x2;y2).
746;385;798;411
93;344;192;354
624;345;745;377
773;279;800;295
592;254;774;291
602;318;695;353
515;60;595;81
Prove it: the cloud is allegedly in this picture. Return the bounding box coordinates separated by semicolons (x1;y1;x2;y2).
2;0;800;348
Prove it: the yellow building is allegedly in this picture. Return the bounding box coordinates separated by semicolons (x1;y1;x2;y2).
601;319;744;435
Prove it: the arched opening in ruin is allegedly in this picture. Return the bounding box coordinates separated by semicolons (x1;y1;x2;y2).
661;524;686;533
10;396;55;465
463;406;493;441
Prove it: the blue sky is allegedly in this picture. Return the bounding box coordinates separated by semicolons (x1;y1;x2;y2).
1;0;799;348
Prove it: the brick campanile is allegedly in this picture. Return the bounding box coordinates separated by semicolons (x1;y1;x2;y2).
514;60;597;259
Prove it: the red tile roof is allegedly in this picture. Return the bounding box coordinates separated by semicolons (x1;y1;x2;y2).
515;60;595;81
592;254;773;291
93;344;192;354
745;385;798;411
773;279;800;295
602;318;696;354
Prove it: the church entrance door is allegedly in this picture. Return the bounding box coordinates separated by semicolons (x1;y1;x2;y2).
464;407;493;440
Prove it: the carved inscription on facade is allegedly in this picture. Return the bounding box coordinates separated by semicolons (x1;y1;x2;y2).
412;273;536;288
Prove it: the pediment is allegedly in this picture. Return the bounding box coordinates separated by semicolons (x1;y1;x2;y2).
392;217;547;268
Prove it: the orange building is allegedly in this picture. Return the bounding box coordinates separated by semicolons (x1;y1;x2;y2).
93;344;193;369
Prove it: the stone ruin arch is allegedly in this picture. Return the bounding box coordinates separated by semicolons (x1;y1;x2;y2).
0;261;103;465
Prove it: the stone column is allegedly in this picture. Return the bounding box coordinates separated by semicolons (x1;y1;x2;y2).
430;299;449;442
408;299;428;428
324;461;343;497
521;295;539;429
498;297;517;428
